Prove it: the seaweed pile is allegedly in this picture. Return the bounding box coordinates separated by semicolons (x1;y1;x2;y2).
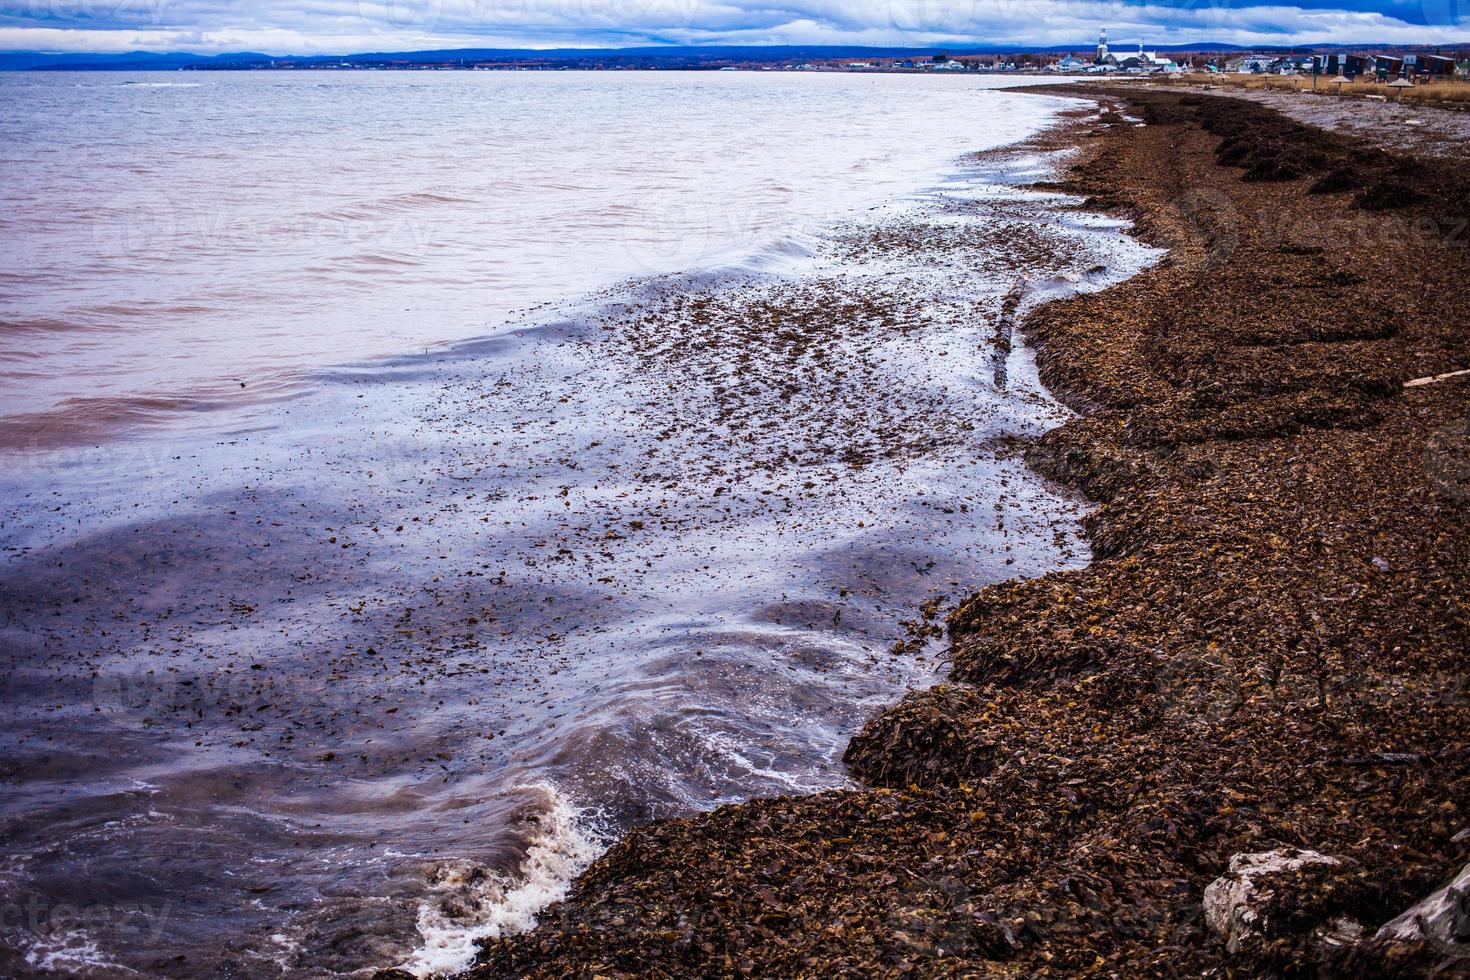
440;90;1469;978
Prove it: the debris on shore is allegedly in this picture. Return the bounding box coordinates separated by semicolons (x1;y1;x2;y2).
450;89;1470;979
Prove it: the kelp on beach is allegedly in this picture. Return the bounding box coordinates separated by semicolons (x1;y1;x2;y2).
448;90;1470;978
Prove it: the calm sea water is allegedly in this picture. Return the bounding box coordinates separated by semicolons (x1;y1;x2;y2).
6;70;1057;449
0;71;1158;978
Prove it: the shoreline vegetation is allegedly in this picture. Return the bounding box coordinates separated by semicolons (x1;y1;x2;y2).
401;87;1467;978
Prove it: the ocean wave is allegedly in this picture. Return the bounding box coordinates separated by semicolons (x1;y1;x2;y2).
308;190;475;222
399;783;608;978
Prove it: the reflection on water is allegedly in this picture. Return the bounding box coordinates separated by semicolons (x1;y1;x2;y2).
0;81;1158;978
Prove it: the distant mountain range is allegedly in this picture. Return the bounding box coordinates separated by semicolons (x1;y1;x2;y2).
0;42;1436;72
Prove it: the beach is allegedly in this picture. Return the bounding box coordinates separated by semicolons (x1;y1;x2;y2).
456;86;1470;977
3;73;1466;978
0;75;1161;977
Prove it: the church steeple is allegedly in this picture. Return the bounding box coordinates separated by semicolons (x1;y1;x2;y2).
1096;27;1110;63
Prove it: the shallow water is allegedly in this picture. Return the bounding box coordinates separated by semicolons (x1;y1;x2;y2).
0;74;1158;978
5;70;1063;450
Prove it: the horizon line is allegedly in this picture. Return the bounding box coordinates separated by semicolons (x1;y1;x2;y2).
5;39;1467;58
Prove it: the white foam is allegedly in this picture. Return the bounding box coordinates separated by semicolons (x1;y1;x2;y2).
696;728;833;794
24;929;137;975
399;783;607;978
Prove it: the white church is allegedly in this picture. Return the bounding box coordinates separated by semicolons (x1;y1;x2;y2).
1093;28;1177;71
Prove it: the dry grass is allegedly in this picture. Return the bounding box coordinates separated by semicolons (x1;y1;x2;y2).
1171;71;1470;106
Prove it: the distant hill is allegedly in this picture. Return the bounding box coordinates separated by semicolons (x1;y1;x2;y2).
0;42;1425;72
0;51;271;70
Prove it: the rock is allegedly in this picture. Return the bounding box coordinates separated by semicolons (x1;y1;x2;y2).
1203;849;1344;953
1375;862;1470;948
1314;916;1365;950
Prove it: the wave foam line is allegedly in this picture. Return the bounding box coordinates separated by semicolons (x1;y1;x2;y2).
399;783;607;978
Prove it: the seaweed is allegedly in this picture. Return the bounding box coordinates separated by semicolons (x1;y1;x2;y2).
454;88;1470;980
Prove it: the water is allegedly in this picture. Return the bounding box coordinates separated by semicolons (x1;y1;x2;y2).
9;70;1058;449
0;72;1158;977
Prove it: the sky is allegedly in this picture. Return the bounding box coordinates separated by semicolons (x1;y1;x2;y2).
1;0;1468;54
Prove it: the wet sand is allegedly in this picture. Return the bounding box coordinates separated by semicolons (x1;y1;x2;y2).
459;89;1470;978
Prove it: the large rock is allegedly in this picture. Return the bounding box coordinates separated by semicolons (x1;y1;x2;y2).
1376;862;1470;949
1203;849;1345;953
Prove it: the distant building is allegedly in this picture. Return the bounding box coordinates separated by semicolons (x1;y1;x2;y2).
1096;28;1110;64
1225;54;1274;73
1266;55;1315;74
1418;54;1457;77
1315;53;1373;78
1372;54;1406;78
1103;39;1176;72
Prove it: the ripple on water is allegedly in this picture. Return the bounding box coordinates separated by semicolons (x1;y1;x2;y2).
0;110;1161;977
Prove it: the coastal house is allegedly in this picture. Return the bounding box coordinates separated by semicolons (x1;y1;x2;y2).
1315;53;1374;78
1269;55;1315;74
1417;54;1458;77
1371;54;1406;78
1225;53;1274;73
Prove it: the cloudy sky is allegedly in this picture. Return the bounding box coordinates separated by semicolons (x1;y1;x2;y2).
2;0;1468;54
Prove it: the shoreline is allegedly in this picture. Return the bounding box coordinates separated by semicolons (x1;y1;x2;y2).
1;87;1145;979
448;86;1470;977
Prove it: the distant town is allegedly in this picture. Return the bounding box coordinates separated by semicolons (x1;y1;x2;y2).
6;37;1469;79
180;35;1470;79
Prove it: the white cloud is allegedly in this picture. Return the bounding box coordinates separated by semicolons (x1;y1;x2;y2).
2;0;1468;53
